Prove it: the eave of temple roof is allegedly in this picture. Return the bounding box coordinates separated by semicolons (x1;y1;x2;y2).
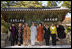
1;8;69;11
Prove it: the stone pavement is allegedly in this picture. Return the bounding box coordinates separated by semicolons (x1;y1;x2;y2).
1;32;71;48
4;45;71;48
1;39;71;48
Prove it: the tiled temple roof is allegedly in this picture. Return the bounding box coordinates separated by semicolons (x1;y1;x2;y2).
1;8;68;11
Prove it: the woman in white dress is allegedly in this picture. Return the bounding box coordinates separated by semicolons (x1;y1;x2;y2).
30;22;37;46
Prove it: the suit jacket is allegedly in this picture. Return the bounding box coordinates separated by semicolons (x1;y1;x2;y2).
44;27;51;39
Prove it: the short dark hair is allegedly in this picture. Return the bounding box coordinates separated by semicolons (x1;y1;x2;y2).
39;23;42;26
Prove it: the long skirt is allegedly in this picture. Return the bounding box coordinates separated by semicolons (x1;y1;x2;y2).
31;32;36;45
37;32;43;42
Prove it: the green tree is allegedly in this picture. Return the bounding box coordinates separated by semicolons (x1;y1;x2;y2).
1;15;9;33
11;1;29;7
1;1;17;8
3;1;42;8
58;1;71;13
29;1;42;8
47;1;57;7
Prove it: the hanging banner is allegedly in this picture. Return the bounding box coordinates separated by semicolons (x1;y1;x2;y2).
8;18;25;23
44;17;58;22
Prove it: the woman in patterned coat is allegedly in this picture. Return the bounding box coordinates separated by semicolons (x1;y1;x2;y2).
23;23;30;46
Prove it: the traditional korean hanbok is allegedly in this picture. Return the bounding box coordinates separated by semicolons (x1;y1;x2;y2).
37;26;44;42
30;26;37;45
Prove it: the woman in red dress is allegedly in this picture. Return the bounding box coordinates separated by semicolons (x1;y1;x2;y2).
37;23;44;45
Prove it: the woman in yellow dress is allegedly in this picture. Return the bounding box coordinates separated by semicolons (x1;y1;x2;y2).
50;23;57;45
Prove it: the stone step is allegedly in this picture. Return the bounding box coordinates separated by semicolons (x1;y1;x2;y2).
1;40;6;48
4;45;71;48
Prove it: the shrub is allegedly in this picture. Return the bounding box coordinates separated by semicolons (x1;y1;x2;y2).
67;26;71;31
1;25;8;33
65;28;68;34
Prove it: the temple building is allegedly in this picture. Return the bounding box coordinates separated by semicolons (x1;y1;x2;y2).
1;7;69;24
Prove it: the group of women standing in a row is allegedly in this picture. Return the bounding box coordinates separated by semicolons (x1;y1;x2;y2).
9;22;66;46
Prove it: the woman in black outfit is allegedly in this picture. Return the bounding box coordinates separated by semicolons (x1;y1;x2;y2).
17;23;23;46
44;24;51;45
57;22;66;45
